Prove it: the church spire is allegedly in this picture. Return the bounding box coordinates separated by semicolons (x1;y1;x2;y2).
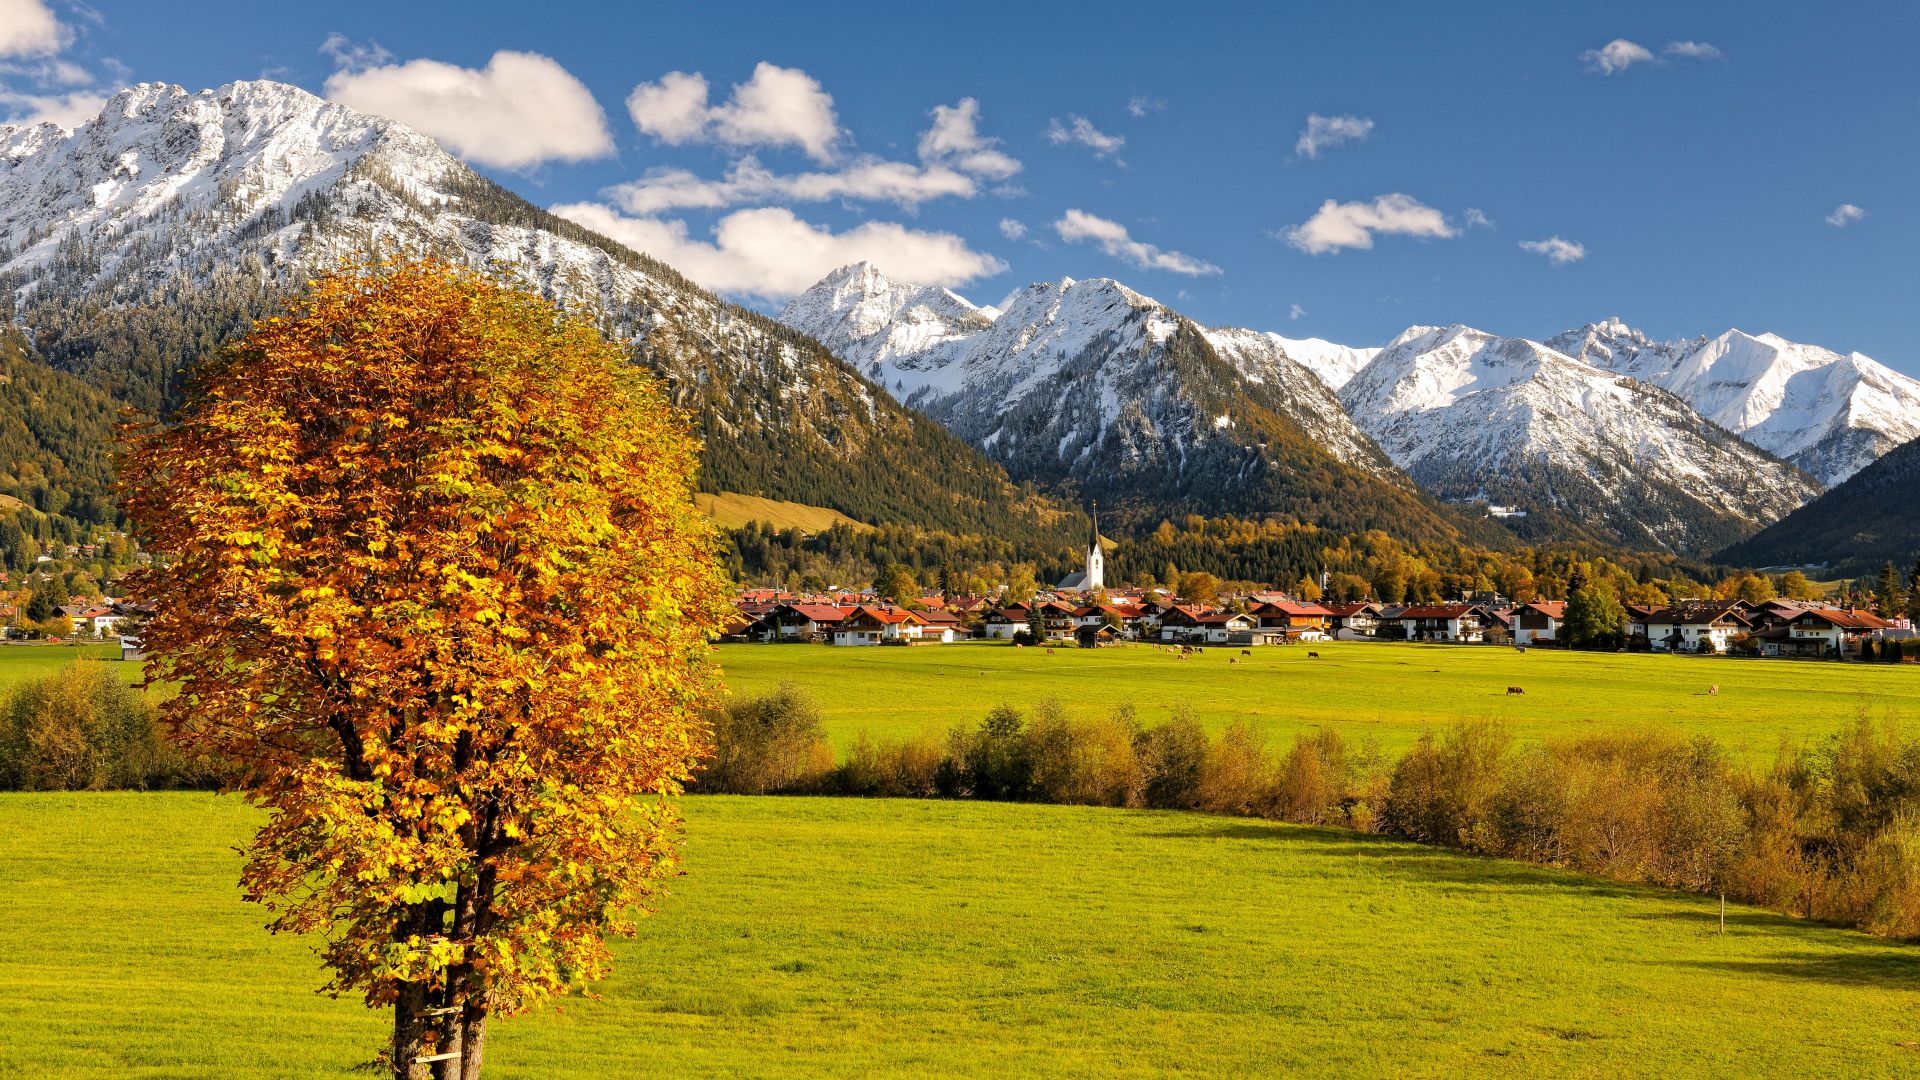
1088;501;1100;554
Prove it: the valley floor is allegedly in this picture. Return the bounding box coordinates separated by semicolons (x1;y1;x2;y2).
715;640;1917;754
4;793;1918;1078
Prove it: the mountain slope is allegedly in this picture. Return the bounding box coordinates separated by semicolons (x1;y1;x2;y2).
0;81;1075;545
0;330;124;528
781;264;1503;545
1340;325;1821;552
1717;434;1920;577
1551;320;1920;486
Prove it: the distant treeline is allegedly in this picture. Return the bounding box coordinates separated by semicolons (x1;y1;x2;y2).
699;685;1920;941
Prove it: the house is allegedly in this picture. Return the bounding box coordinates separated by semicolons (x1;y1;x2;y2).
1036;599;1081;641
916;609;965;643
1246;600;1334;642
1752;606;1894;659
981;606;1032;640
1156;605;1215;643
1643;601;1752;654
830;605;928;646
1194;611;1258;644
1394;604;1489;643
59;605;127;637
1509;600;1568;646
764;603;852;642
1323;602;1384;639
1625;604;1660;644
1074;602;1146;640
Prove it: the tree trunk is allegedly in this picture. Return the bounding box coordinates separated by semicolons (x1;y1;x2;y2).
393;981;433;1080
455;1007;489;1080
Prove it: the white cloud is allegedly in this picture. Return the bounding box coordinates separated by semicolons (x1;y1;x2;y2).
0;87;104;128
0;0;64;58
1046;115;1124;160
552;203;1004;303
1464;207;1495;229
1664;40;1724;60
1126;94;1163;118
1826;203;1867;228
607;156;978;214
325;51;613;169
1282;194;1457;255
998;218;1027;240
1582;39;1656;74
1053;209;1219;275
1289;303;1305;321
1295;113;1373;159
1520;236;1586;264
918;97;1020;180
626;62;841;162
318;33;392;72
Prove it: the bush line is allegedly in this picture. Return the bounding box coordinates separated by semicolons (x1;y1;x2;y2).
699;683;1920;940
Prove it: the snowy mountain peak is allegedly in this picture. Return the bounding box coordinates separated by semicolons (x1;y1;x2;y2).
1341;323;1819;551
1553;320;1920;484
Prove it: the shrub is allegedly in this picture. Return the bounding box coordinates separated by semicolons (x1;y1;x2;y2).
0;661;204;791
1137;706;1209;810
1198;721;1270;816
698;683;833;794
1385;722;1510;847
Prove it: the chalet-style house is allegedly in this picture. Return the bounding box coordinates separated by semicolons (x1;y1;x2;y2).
830;605;928;646
1750;605;1894;659
1392;604;1490;643
982;606;1030;640
1509;600;1566;646
1323;602;1383;639
764;603;852;642
1247;600;1334;642
1195;611;1258;644
1642;601;1752;653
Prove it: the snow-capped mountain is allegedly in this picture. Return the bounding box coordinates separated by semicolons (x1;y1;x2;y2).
1245;334;1380;392
1340;325;1821;552
1549;320;1920;486
780;263;1491;542
0;81;1070;543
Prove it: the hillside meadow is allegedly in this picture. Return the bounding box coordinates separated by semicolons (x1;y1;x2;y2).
5;792;1920;1079
715;640;1917;754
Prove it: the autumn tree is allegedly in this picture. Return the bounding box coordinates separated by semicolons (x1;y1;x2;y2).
121;260;729;1080
1564;583;1627;650
878;562;920;607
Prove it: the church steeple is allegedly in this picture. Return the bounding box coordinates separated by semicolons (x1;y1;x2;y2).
1085;502;1104;590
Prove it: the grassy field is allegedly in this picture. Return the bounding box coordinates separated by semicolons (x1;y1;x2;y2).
0;641;128;687
3;792;1918;1078
693;491;869;532
715;640;1918;755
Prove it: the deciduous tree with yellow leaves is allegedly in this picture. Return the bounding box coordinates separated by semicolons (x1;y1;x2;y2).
122;259;729;1079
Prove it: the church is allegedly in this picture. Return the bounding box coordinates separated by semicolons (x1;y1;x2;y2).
1055;506;1106;592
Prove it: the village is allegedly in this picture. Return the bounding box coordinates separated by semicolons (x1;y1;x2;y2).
726;519;1917;660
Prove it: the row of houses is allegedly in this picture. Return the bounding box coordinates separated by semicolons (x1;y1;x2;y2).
727;589;1910;659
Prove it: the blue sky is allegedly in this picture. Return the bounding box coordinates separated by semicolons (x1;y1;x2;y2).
7;0;1918;372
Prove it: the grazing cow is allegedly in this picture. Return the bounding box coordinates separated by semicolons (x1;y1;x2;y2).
1708;684;1719;696
1506;686;1525;695
1241;649;1252;657
1045;648;1055;655
1307;651;1320;659
1229;657;1240;665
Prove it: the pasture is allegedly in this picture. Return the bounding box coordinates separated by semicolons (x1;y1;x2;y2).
0;642;127;687
715;640;1917;755
3;792;1917;1078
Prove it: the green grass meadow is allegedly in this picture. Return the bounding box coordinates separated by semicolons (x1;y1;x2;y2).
715;640;1919;754
4;792;1919;1078
0;642;129;685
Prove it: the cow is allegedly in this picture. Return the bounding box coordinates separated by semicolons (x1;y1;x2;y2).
1045;648;1055;655
1307;651;1320;659
1229;657;1240;665
1240;649;1252;657
1506;686;1525;695
1708;684;1719;696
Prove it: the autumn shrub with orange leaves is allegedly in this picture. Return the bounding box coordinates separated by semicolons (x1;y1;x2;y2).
121;259;730;1080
